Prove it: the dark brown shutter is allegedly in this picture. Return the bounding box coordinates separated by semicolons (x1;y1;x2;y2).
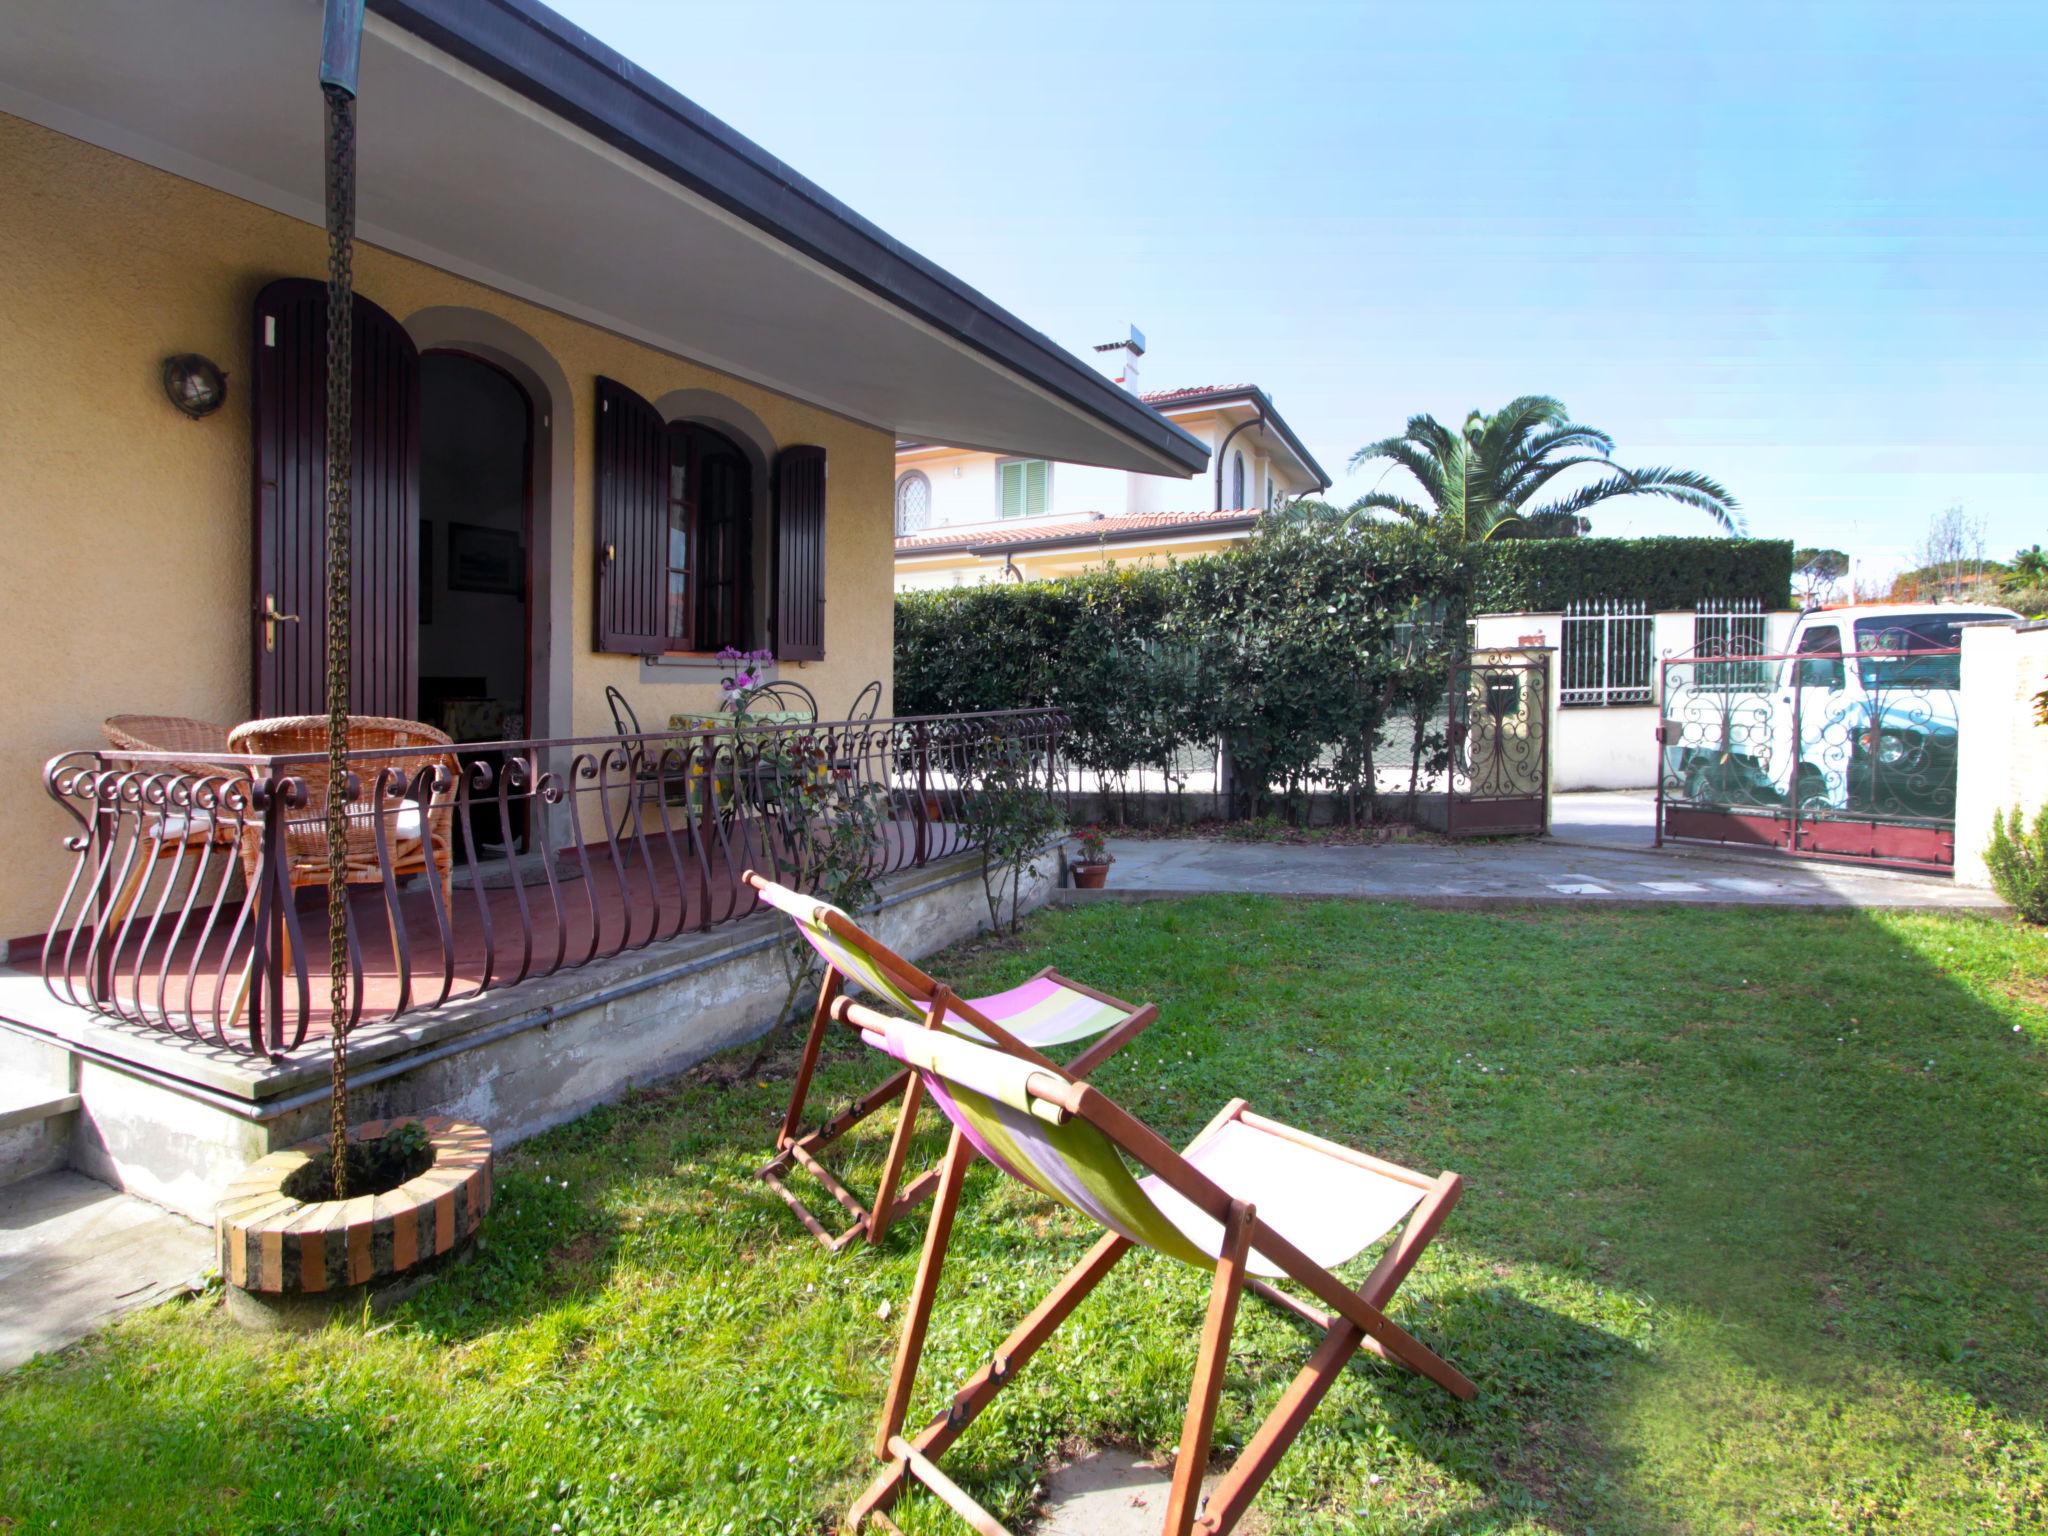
773;444;826;661
595;376;668;655
251;278;420;718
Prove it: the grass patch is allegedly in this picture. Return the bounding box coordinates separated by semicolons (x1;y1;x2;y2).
4;900;2045;1534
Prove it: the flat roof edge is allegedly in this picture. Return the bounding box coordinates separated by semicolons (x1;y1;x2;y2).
368;0;1210;475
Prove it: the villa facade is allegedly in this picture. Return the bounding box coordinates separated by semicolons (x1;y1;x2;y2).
893;382;1328;589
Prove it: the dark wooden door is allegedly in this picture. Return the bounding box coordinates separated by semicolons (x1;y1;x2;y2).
252;279;421;718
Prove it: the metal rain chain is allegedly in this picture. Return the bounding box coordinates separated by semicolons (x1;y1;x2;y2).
320;0;366;1198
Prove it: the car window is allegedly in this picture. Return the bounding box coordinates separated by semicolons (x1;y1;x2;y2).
1852;613;2005;689
1792;625;1844;690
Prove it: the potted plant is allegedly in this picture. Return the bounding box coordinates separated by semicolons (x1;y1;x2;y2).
717;645;777;713
1070;824;1114;889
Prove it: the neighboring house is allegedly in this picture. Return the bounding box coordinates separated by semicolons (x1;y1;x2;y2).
894;382;1328;589
0;0;1208;1206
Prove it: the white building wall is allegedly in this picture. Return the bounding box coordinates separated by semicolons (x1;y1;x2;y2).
1953;621;2048;888
1471;608;1801;792
902;404;1321;532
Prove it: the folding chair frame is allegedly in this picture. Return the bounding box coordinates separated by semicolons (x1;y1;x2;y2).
846;1077;1474;1536
751;880;1157;1252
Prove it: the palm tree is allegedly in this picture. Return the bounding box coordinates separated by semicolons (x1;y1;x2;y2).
1347;396;1741;541
2004;543;2048;591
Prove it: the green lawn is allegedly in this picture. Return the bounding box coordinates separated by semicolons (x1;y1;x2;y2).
5;900;2046;1535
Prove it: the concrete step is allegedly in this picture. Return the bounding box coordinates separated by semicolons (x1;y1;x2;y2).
1;1023;81;1187
0;1092;81;1188
0;1169;211;1369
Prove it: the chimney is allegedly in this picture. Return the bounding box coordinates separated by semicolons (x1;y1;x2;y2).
1091;324;1146;394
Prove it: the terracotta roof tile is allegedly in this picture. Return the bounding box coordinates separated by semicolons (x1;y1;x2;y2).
896;508;1260;556
1138;384;1258;406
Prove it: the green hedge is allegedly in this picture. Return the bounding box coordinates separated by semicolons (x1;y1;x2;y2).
896;524;1469;820
896;531;1790;821
1472;536;1793;612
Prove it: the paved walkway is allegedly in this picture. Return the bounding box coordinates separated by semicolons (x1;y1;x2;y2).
1076;823;1999;911
0;1171;210;1370
1548;788;1659;848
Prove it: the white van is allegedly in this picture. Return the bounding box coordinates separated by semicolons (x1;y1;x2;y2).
1663;602;2018;817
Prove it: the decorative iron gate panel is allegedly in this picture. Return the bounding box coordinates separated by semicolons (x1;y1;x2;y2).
1447;650;1549;836
1656;641;1961;870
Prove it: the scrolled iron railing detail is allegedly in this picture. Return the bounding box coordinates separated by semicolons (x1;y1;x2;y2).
41;709;1068;1059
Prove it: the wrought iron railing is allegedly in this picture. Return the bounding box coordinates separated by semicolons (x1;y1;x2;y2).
1559;598;1653;707
42;709;1065;1058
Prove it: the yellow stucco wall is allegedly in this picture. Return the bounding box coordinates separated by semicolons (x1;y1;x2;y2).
0;111;895;941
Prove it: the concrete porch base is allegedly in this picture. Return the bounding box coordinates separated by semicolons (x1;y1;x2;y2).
0;850;1046;1222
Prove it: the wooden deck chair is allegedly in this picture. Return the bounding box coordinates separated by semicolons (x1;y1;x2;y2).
743;870;1158;1251
840;1012;1475;1536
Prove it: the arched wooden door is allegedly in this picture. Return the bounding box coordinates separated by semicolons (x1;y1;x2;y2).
251;279;420;718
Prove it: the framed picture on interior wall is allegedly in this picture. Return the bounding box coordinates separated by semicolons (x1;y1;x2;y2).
419;522;433;625
448;522;524;597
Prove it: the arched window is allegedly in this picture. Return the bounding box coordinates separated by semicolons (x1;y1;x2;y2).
1265;473;1275;510
1231;451;1246;509
895;470;932;534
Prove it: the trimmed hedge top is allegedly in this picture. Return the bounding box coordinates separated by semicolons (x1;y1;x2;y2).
1472;536;1794;612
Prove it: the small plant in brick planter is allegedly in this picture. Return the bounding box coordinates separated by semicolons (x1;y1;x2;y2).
1070;824;1115;889
216;1116;493;1329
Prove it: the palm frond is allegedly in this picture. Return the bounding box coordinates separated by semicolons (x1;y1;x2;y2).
1530;466;1744;535
1344;491;1432;527
1520;423;1615;460
1477;396;1571;457
1495;453;1628;508
1365;440;1450;505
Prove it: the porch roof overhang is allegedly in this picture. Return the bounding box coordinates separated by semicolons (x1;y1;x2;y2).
0;0;1210;478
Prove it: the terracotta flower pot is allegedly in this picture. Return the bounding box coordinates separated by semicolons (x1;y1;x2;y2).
1072;861;1111;889
216;1116;493;1329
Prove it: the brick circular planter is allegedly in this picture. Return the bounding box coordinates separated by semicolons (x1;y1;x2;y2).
216;1116;492;1327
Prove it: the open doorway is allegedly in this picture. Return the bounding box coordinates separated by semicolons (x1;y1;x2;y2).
418;351;531;856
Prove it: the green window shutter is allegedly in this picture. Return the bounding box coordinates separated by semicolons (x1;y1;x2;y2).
1024;458;1048;516
997;459;1048;519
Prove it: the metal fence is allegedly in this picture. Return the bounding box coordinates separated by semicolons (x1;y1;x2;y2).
42;708;1065;1058
1559;599;1653;707
1657;642;1960;868
1690;598;1774;692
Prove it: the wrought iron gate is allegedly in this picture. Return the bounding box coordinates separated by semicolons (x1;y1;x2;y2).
1655;639;1961;869
1447;649;1550;836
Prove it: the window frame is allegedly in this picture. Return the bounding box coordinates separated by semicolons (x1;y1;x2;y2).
894;469;932;535
1231;450;1246;509
659;420;752;656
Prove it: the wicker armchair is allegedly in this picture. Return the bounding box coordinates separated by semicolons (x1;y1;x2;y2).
97;715;240;925
226;715;460;906
102;714;234;777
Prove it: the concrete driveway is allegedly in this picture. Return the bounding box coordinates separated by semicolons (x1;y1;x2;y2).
1072;807;2000;912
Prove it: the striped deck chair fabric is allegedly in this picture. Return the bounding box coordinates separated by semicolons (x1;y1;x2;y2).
875;1019;1427;1276
747;872;1158;1252
848;1019;1475;1536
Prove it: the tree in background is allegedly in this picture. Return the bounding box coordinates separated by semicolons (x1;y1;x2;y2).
1793;547;1849;607
1348;396;1741;542
1895;504;1996;601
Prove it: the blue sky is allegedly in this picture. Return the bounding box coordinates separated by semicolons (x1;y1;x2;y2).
555;0;2046;568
